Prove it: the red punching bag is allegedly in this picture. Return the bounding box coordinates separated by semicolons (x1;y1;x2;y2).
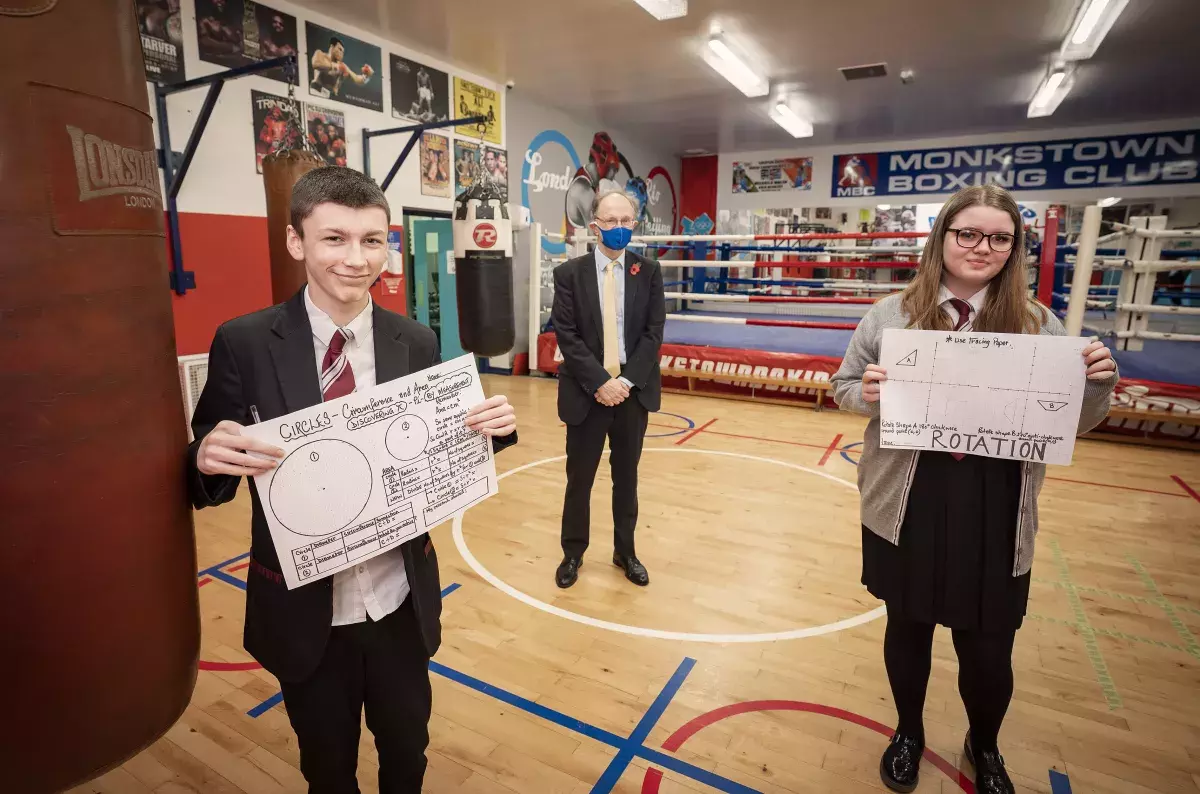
0;2;199;791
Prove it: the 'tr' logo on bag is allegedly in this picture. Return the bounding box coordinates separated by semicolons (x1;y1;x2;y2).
473;223;497;248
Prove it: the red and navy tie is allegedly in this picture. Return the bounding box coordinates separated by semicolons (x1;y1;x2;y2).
321;329;356;401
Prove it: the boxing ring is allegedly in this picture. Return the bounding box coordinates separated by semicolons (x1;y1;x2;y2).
530;219;1200;448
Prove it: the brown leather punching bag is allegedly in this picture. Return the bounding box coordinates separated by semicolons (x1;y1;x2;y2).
0;2;199;791
263;149;324;304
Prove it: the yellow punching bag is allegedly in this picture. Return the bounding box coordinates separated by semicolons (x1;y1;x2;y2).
0;2;199;790
263;149;324;304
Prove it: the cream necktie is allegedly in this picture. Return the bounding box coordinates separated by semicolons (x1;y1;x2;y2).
602;261;621;377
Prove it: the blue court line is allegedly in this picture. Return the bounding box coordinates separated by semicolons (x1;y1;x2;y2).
440;582;461;597
208;569;249;591
247;692;284;718
646;412;695;439
1050;769;1073;793
591;657;695;793
840;440;862;466
198;552;250;578
429;661;626;746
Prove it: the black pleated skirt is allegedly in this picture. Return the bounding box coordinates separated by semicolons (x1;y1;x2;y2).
861;450;1031;632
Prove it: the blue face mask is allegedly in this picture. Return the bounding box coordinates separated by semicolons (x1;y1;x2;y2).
596;224;633;251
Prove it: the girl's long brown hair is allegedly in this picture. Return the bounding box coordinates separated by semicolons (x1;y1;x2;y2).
901;185;1045;334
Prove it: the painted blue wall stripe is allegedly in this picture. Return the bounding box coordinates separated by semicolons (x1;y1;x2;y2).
590;657;696;794
1050;769;1073;793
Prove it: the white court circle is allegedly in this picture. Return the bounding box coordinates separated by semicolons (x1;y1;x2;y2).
452;448;887;643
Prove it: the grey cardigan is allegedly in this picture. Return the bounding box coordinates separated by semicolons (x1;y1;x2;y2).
830;293;1117;576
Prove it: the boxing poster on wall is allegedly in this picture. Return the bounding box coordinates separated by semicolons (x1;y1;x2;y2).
454;78;502;145
421;133;452;198
135;0;186;83
872;205;917;250
195;0;298;84
306;104;348;167
482;147;509;198
454;141;482;195
250;89;304;174
391;55;449;123
305;22;382;111
731;157;813;193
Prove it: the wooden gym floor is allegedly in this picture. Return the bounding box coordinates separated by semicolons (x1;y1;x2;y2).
72;375;1200;794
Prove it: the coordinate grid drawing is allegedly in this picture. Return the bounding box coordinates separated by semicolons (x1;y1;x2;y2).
242;354;497;588
879;329;1088;465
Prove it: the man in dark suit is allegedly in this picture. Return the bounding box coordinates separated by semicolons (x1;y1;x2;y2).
186;167;517;793
551;189;665;589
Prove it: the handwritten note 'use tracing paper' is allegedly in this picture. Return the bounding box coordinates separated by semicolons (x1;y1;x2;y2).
879;329;1089;466
241;354;498;589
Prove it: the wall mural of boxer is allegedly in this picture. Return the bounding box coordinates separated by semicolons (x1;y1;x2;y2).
522;129;677;255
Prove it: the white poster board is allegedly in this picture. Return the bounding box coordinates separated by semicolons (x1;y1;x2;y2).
879;329;1088;465
241;354;497;588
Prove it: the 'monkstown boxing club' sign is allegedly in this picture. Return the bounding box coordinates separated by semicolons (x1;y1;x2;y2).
521;128;677;255
833;129;1199;198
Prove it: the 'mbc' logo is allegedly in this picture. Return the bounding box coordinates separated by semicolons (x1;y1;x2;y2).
473;222;497;248
834;153;877;197
66;125;161;207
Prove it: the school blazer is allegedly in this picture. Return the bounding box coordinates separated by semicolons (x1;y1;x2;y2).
186;289;517;683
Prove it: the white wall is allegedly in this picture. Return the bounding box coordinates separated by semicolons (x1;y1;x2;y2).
149;0;505;219
719;118;1200;213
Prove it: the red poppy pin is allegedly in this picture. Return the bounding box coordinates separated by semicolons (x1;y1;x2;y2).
630;263;641;276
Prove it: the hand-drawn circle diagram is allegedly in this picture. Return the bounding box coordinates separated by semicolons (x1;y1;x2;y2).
385;415;430;461
270;439;373;536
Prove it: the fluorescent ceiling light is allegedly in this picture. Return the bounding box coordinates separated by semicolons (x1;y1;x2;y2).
769;101;813;138
632;0;687;20
1027;67;1074;118
703;36;768;97
877;205;892;211
1060;0;1129;60
1098;196;1121;207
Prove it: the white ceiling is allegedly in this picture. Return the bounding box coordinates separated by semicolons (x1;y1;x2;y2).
290;0;1200;154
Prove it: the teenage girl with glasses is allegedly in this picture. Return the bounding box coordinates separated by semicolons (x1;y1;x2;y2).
832;185;1118;793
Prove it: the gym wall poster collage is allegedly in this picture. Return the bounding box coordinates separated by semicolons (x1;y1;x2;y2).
134;0;507;199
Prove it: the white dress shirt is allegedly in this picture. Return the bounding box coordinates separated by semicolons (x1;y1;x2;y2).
304;287;410;626
594;247;633;387
938;283;988;330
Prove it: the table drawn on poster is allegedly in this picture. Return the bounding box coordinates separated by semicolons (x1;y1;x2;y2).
242;354;498;588
878;329;1088;465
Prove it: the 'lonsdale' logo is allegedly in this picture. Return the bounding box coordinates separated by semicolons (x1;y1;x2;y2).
66;125;161;208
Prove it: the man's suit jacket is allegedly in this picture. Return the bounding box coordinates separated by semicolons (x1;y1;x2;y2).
186;289;516;684
551;250;666;426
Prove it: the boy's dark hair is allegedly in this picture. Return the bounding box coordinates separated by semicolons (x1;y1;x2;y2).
290;167;391;236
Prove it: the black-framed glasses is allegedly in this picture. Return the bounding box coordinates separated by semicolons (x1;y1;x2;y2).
947;227;1015;252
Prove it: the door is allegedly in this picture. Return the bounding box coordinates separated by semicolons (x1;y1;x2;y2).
408;217;462;360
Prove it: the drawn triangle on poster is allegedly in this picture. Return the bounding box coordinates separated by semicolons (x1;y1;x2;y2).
896;350;918;366
1037;400;1067;411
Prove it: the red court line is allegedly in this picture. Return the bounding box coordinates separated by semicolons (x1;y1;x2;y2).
676;418;718;446
198;577;212;587
1172;475;1200;504
227;562;250;573
199;660;262;672
818;434;843;467
1046;476;1186;498
642;700;971;793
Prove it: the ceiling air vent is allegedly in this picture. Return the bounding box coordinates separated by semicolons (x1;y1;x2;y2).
839;63;887;80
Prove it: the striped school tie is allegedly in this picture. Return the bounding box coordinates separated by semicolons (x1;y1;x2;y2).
949;298;971;460
321;328;356;401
